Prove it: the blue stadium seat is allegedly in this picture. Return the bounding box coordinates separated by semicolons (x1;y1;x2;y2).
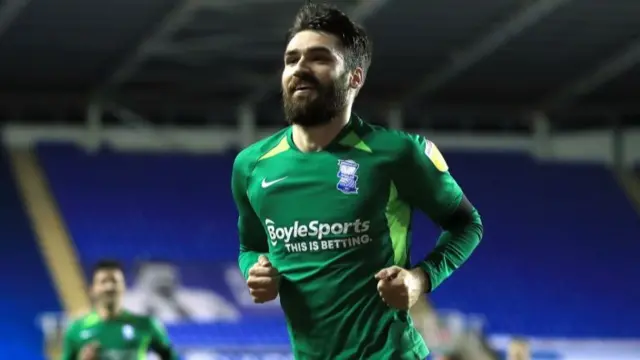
419;152;640;338
36;144;640;342
168;319;289;348
36;144;238;266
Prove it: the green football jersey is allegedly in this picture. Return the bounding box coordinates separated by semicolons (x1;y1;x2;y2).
232;116;482;359
61;310;178;360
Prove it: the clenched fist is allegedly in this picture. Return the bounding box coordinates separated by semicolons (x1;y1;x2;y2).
79;342;100;360
375;266;428;310
247;255;280;303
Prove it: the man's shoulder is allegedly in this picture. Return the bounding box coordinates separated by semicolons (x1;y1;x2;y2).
121;311;159;329
356;120;425;154
65;312;100;334
361;122;451;173
121;310;152;321
233;127;290;172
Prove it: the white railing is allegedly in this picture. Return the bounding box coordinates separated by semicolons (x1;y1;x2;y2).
4;123;640;166
37;310;640;360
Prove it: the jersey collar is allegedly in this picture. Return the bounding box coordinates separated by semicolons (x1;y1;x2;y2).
91;308;130;322
287;113;361;152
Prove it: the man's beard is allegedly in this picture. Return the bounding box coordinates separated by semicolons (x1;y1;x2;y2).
282;73;349;127
97;294;120;310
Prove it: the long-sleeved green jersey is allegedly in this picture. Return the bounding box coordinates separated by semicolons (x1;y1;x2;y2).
231;116;483;359
61;310;179;360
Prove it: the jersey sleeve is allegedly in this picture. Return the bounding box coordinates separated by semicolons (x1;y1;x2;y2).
60;321;79;360
393;133;483;291
148;317;179;360
231;151;269;279
394;134;463;221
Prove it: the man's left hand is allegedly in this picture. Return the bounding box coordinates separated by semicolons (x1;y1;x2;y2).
375;266;429;310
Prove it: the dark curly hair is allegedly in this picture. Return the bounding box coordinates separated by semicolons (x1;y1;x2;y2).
91;259;123;280
286;3;373;78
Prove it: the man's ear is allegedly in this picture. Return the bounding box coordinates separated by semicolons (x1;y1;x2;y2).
349;67;364;89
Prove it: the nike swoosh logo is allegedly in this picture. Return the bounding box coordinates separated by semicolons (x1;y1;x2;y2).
262;177;288;188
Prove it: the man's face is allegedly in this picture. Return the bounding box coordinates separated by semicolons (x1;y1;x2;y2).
507;342;530;360
92;269;125;308
281;30;354;127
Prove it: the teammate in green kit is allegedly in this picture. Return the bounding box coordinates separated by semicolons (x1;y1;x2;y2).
231;3;484;360
61;260;178;360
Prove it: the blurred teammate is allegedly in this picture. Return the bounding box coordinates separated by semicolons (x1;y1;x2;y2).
231;3;483;359
507;338;531;360
61;260;179;360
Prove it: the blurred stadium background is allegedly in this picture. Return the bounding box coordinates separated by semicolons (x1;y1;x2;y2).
0;0;639;359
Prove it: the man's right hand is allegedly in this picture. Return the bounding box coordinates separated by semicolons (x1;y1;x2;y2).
79;342;100;360
247;255;279;303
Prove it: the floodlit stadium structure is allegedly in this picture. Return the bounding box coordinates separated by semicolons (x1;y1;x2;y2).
0;0;638;129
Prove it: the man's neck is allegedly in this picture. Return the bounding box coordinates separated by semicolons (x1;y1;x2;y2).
292;107;351;153
96;304;122;320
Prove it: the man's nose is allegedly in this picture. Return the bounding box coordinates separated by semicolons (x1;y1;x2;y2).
104;283;116;291
292;57;312;73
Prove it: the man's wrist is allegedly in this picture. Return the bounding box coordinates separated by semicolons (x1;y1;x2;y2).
408;267;431;293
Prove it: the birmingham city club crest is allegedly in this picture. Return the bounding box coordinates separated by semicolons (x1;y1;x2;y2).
337;159;359;194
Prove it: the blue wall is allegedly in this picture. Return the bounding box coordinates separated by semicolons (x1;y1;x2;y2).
417;153;640;338
37;144;640;338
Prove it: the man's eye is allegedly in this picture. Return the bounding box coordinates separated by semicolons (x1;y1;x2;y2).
311;56;332;63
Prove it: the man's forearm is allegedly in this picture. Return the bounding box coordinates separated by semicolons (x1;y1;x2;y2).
418;208;483;291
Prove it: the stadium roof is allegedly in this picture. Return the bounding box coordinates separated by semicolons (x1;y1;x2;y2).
0;0;639;129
